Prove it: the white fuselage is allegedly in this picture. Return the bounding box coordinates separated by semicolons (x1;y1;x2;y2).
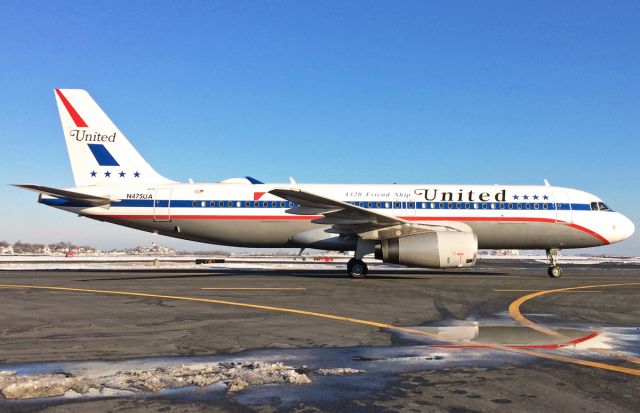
40;183;635;251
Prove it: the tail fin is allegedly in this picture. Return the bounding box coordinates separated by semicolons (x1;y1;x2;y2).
54;89;174;187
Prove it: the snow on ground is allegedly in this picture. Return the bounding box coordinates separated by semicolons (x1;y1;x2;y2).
0;361;316;400
0;254;638;271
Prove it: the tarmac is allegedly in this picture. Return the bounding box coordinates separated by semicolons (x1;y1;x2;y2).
0;259;639;412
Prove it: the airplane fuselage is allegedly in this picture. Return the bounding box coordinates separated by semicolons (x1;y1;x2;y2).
40;183;633;251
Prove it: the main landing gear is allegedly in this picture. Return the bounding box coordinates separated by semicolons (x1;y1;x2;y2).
347;258;368;278
546;248;562;278
347;239;375;278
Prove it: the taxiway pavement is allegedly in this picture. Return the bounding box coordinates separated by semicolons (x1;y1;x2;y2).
1;260;639;412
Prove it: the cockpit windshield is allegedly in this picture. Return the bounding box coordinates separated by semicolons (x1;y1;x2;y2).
598;202;611;211
590;201;612;211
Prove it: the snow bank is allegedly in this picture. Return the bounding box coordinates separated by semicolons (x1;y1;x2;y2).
0;361;316;400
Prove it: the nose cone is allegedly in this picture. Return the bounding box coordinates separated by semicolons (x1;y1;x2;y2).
609;214;635;244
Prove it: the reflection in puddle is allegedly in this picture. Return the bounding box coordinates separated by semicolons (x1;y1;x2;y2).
399;325;603;348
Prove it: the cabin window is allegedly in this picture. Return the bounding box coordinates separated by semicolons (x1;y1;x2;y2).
201;201;206;208
192;201;198;207
534;203;539;209
387;202;392;209
517;203;523;210
542;203;548;209
408;202;415;208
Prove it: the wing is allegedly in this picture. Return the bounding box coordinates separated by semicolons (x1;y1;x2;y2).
269;188;472;240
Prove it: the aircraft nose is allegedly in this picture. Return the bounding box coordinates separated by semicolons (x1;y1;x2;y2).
610;213;635;243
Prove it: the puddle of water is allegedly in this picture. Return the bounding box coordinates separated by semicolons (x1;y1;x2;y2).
1;323;638;409
397;325;599;348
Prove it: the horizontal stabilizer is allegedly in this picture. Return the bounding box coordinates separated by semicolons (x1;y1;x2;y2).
12;184;116;206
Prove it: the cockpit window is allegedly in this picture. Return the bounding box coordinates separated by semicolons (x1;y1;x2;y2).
598;202;611;211
590;202;599;211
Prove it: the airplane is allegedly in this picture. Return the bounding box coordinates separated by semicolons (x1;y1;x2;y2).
14;89;635;279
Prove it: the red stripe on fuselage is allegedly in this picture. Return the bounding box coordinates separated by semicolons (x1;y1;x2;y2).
567;223;610;244
96;214;609;244
55;89;88;127
101;215;321;220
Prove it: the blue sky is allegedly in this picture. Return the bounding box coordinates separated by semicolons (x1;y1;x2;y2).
0;1;638;255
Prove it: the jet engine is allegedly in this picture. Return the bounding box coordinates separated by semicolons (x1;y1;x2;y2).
375;231;478;269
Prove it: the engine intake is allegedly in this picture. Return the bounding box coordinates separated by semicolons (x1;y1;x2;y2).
375;232;478;269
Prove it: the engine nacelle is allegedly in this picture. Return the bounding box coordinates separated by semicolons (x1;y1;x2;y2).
375;232;478;269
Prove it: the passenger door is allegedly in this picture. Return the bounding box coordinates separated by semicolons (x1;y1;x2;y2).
153;188;172;222
552;191;572;223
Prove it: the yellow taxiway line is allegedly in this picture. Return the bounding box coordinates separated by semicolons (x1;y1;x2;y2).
508;282;640;339
1;282;639;376
0;284;391;329
201;287;306;291
495;289;602;293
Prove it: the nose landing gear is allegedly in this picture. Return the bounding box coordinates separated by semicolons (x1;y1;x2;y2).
546;248;562;278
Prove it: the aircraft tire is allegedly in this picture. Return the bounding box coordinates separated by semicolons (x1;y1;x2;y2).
349;260;368;278
347;258;355;272
547;266;562;278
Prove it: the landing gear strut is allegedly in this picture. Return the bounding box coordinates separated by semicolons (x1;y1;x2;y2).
347;239;375;278
546;248;562;278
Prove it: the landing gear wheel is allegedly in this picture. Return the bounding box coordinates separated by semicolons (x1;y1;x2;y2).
348;259;368;279
547;266;562;278
347;258;356;272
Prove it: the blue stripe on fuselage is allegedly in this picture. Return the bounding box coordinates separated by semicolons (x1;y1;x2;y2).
43;197;605;212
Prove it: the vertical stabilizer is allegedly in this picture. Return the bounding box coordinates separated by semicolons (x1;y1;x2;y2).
54;89;174;187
